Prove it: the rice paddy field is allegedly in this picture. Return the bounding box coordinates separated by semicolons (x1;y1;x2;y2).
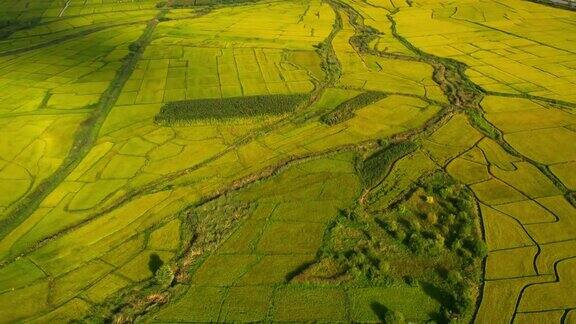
0;0;574;322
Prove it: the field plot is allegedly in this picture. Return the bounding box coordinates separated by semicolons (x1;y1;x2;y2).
0;0;575;322
0;0;450;321
394;0;576;103
0;0;158;21
411;109;576;323
151;153;444;322
389;2;576;316
110;0;336;108
0;23;145;114
0;18;148;213
333;12;447;103
4;85;440;261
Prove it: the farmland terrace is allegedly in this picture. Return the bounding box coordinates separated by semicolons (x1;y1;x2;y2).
0;0;575;323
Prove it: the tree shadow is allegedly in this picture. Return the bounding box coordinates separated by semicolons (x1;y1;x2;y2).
421;281;451;322
370;301;390;322
148;253;164;274
284;260;316;282
420;281;448;304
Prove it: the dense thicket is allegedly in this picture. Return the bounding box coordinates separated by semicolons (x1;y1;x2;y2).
320;91;387;125
166;0;258;7
376;173;486;320
294;172;485;322
359;141;417;187
154;94;307;124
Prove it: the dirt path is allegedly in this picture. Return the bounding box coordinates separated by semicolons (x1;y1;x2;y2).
58;0;71;17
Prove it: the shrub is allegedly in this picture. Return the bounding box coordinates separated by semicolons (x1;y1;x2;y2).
404;276;419;287
394;229;407;241
446;270;463;285
466;239;487;257
128;41;142;53
379;261;390;273
155;264;174;288
407;233;426;254
426;212;438;224
448;290;473;315
409;219;421;232
382;219;398;232
450;239;463;251
433;233;445;248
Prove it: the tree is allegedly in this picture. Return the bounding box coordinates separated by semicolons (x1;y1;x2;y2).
469;239;488;257
155;264;174;289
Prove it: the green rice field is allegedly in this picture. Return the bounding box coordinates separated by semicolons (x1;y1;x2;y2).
0;0;575;322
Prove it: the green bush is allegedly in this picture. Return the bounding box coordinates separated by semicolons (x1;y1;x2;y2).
155;264;174;288
128;41;143;53
465;239;487;257
446;270;463;285
403;276;419;287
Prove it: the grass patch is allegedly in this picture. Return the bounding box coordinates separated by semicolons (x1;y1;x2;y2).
0;281;49;322
219;286;274;322
116;250;174;282
153;286;225;322
256;222;326;254
446;157;490;185
191;254;257;286
272;287;347;322
466;108;500;139
485;247;537;279
32;298;91;323
85;273;131;303
470;179;525;205
148;220;181;251
366;151;438;210
505;127;576;165
0;259;46;293
320;91;387;125
154;94;307;125
237;255;316;285
491;162;560;198
51;260;113;305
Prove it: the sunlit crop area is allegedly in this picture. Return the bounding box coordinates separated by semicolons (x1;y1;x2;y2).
0;0;574;322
